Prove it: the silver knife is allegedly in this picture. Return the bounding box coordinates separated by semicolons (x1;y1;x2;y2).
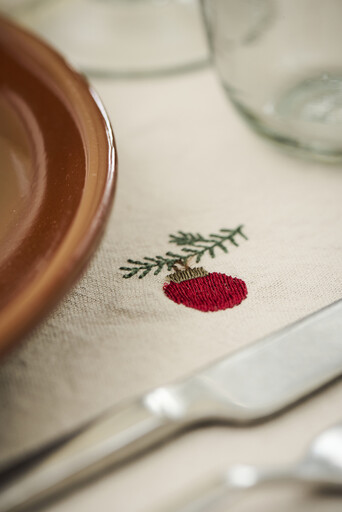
1;300;342;512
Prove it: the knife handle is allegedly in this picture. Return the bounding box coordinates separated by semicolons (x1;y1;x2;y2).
0;399;181;512
0;377;218;512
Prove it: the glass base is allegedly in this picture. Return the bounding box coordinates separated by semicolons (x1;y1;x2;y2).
229;73;342;162
276;73;342;124
13;0;210;77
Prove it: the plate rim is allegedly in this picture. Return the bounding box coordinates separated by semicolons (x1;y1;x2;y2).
0;17;118;358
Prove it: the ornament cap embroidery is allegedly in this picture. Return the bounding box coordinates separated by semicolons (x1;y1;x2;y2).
166;266;208;283
120;226;248;312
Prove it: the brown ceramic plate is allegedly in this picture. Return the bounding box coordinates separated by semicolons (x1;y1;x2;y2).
0;17;117;358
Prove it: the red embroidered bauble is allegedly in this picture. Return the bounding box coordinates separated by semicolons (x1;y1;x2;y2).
163;267;247;312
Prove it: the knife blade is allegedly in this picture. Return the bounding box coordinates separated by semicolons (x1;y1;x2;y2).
1;300;342;512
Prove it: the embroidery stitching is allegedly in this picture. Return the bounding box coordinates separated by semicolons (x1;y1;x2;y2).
163;273;247;312
120;225;247;279
167;267;209;283
120;225;248;312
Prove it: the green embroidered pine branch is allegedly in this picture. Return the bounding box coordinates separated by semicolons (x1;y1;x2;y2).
120;254;181;279
120;225;247;279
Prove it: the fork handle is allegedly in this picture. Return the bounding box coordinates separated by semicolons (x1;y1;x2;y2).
151;476;235;512
152;465;298;512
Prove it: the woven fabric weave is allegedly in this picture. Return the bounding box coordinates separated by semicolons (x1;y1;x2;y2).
1;69;342;495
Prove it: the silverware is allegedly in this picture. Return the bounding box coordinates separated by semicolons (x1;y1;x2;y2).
153;421;342;512
1;300;342;512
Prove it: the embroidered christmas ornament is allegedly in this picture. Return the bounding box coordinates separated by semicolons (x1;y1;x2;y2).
164;266;247;312
120;225;248;312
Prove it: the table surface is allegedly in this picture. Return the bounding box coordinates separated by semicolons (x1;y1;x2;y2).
1;61;342;511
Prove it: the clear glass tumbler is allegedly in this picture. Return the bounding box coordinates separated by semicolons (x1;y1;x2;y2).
7;0;209;77
202;0;342;161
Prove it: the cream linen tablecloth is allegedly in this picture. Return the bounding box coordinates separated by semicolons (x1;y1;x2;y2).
1;66;342;511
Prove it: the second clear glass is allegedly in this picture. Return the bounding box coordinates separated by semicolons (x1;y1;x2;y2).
10;0;209;77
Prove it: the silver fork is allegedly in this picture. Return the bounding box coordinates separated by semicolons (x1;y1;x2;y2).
154;422;342;512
